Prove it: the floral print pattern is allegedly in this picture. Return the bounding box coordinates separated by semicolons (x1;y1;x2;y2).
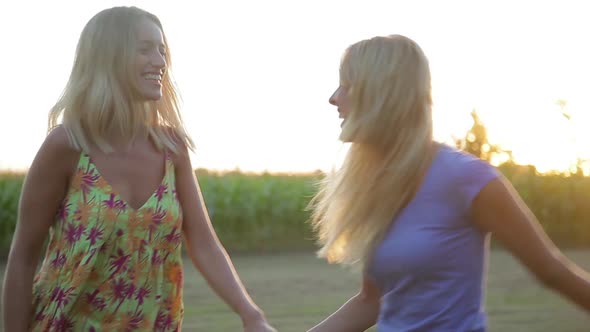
30;152;184;331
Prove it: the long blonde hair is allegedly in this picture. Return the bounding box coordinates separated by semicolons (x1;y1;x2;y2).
310;35;434;268
48;6;194;153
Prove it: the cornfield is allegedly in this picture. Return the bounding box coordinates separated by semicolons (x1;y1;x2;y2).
0;164;589;257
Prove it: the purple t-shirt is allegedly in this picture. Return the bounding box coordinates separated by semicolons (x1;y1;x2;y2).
368;144;500;332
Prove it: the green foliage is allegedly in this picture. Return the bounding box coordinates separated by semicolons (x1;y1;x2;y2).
194;169;321;252
497;164;590;247
0;173;23;255
455;106;590;248
455;109;513;163
0;170;322;255
0;168;589;256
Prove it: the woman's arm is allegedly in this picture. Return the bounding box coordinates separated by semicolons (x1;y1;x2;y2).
174;148;275;332
2;127;78;331
307;274;380;332
472;176;590;311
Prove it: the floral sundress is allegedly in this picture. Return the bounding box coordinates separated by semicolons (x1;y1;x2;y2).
30;151;184;331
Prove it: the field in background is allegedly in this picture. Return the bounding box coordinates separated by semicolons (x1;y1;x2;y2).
1;167;590;331
2;164;590;257
0;169;322;257
0;250;589;331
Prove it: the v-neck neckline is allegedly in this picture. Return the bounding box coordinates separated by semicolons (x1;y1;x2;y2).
81;151;168;212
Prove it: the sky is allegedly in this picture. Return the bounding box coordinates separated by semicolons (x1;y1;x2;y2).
1;0;589;173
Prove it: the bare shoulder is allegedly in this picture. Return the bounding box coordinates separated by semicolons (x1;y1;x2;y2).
44;125;73;149
155;125;190;166
160;127;192;168
13;126;81;259
472;176;513;209
33;126;80;177
170;142;192;174
471;175;534;234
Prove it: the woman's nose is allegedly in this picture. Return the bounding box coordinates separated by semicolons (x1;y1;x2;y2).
329;90;338;106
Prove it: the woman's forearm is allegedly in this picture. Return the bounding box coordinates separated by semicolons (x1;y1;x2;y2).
2;260;36;332
189;243;264;322
544;258;590;312
307;292;379;332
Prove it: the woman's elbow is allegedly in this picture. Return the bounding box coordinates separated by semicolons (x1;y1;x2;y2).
186;237;224;264
7;240;43;269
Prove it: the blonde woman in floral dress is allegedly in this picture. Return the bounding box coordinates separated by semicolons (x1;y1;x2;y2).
2;6;276;332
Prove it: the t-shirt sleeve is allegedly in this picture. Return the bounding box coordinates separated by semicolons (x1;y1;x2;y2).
458;155;501;207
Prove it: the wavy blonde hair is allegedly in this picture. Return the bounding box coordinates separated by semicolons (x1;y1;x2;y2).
48;6;194;153
310;35;434;268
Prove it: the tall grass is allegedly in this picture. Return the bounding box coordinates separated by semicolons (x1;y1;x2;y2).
0;172;23;255
0;170;322;255
1;165;589;257
498;163;590;247
195;169;321;251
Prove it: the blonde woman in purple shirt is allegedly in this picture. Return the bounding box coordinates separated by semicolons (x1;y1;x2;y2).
307;34;590;332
